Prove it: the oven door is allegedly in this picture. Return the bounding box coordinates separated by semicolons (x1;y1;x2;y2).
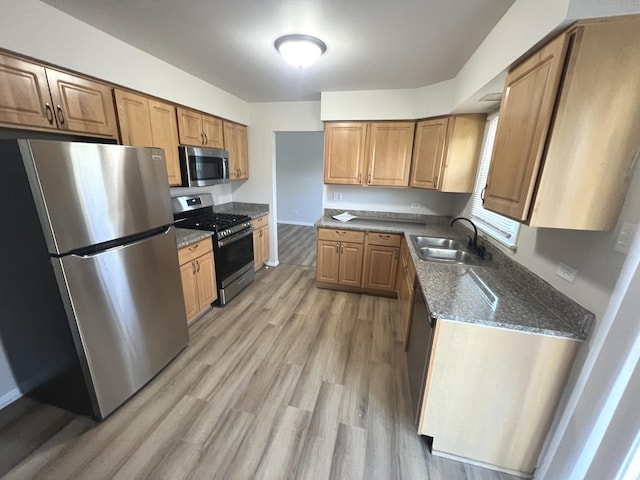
215;229;254;286
179;146;229;187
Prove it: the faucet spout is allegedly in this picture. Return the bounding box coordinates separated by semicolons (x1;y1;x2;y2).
450;217;482;257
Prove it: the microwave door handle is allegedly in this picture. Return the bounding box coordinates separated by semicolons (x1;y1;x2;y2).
223;158;229;181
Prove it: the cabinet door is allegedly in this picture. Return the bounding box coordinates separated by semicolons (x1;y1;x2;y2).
401;272;415;350
177;107;203;146
149;99;182;186
316;240;340;284
338;242;364;287
253;229;262;271
113;89;153;147
324;122;368;185
196;251;217;308
224;121;249;180
409;118;449;189
260;225;269;265
361;244;399;291
203;115;224;149
483;33;569;221
0;53;55;130
45;68;118;138
180;261;199;321
439;115;486;193
366;122;415;187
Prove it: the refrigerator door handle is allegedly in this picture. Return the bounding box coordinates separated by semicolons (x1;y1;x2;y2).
70;226;173;258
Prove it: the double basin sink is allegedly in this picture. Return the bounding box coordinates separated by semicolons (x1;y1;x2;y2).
411;236;483;267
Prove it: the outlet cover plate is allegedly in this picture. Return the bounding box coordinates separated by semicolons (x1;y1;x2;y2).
333;192;342;201
556;263;578;283
614;222;637;254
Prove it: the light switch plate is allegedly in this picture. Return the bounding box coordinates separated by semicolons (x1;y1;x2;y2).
614;222;637;254
556;263;578;283
333;192;342;201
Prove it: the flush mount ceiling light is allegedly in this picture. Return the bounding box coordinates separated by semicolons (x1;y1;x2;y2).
274;34;327;68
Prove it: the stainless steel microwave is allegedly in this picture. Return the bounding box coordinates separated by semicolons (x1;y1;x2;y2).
178;146;230;187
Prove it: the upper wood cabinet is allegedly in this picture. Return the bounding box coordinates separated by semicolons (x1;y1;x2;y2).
0;52;118;138
0;53;55;130
324;122;368;185
223;120;249;180
148;99;182;186
485;16;640;230
114;89;182;186
410;115;485;193
324;121;415;187
177;107;224;149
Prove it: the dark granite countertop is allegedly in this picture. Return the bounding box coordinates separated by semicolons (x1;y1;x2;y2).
175;228;214;249
316;211;593;340
213;202;269;219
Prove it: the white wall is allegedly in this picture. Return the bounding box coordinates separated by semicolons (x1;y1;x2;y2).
275;132;324;225
170;184;233;206
0;0;250;124
325;185;468;217
320;80;455;121
233;101;324;264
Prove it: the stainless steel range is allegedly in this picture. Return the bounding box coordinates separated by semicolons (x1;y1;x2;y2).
172;194;254;305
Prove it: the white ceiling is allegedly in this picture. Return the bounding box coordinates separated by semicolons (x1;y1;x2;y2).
41;0;515;102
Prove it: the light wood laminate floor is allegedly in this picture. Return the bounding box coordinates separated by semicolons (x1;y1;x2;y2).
0;264;521;479
277;223;316;267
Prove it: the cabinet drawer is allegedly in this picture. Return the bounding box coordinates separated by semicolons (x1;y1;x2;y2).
252;214;268;229
366;232;401;247
318;228;365;243
178;238;213;265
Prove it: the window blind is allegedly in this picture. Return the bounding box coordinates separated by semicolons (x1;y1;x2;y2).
469;113;520;248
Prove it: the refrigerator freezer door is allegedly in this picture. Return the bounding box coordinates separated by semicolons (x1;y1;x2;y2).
21;140;173;255
53;226;189;419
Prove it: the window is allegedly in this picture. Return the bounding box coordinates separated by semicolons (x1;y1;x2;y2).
469;113;520;249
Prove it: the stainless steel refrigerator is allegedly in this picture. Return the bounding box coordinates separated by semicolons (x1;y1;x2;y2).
0;139;189;419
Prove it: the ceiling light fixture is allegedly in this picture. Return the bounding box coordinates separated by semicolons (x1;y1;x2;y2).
275;34;327;68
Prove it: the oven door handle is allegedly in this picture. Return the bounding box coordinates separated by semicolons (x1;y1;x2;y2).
218;228;253;247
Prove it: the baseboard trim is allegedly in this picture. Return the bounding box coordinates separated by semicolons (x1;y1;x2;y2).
277;220;315;227
432;449;532;478
0;387;22;410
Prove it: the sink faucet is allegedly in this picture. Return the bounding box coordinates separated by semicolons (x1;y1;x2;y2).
450;217;485;259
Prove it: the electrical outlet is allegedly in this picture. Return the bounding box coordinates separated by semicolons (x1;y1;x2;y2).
411;203;421;209
333;192;342;201
614;222;637;254
556;263;578;283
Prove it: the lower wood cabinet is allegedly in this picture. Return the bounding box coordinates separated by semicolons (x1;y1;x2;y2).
316;228;365;287
316;228;401;295
252;214;269;271
396;238;416;349
361;232;400;292
178;238;217;322
418;319;580;476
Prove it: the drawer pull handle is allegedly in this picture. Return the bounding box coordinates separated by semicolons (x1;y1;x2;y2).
45;103;54;124
378;234;390;238
189;244;199;251
56;105;65;125
336;231;345;236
